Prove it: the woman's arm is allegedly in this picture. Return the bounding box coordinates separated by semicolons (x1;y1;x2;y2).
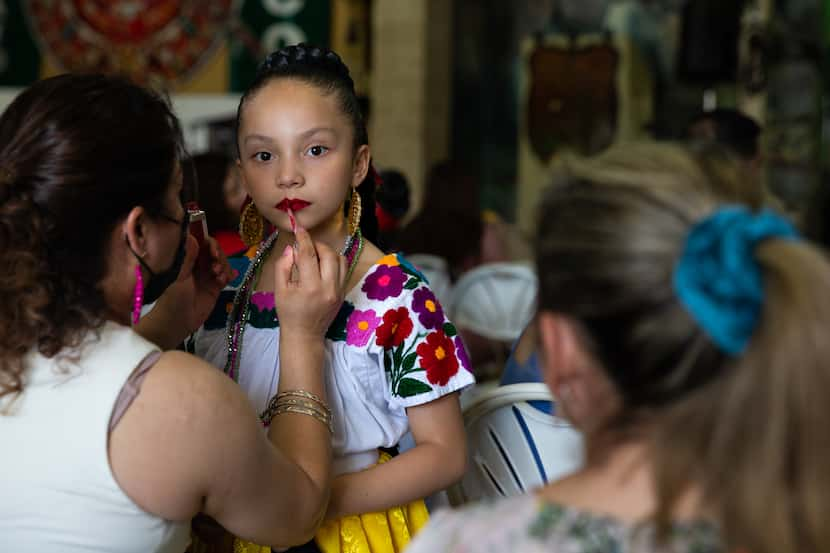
110;230;344;549
109;353;330;548
324;393;467;520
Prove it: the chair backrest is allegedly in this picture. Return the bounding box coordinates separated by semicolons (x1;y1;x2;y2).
448;383;584;506
449;262;538;343
405;253;454;306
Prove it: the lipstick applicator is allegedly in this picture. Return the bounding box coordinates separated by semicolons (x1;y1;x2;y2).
287;207;297;234
286;207;299;281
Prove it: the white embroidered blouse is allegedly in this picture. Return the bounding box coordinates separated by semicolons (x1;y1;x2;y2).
195;251;475;475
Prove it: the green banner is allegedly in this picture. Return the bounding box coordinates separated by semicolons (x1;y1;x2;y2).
230;0;331;92
0;0;39;86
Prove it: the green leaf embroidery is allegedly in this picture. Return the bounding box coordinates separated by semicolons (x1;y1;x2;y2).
443;322;457;337
388;333;428;396
404;278;419;290
248;307;279;329
397;377;433;397
402;351;418;373
393;342;403;367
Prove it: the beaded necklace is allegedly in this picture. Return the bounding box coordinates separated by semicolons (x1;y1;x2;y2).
224;228;364;383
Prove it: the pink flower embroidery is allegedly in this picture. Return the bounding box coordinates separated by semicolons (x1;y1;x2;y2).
346;309;381;347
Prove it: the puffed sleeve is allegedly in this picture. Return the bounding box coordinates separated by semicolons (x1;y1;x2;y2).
356;253;475;410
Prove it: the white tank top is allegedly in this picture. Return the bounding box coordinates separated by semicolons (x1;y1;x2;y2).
0;322;190;552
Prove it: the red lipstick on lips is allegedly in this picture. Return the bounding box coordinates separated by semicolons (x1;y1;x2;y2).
275;198;311;212
276;199;310;233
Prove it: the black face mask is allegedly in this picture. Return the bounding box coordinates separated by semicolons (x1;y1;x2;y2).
128;212;189;305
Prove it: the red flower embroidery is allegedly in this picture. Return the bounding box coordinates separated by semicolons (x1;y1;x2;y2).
375;307;414;348
417;331;459;386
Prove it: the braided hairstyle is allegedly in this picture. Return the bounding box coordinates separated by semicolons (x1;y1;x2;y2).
0;73;184;403
235;43;377;242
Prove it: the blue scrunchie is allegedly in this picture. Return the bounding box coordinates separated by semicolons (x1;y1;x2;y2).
674;206;799;356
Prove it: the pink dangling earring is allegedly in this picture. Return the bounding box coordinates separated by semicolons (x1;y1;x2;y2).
132;265;144;326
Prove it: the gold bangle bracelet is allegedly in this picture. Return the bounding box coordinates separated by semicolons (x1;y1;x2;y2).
276;390;328;409
261;392;330;423
274;396;330;415
272;404;334;434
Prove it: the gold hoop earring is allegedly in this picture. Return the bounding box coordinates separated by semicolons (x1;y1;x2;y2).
348;188;362;237
239;201;264;247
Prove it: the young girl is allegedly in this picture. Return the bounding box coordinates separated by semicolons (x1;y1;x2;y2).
194;45;474;553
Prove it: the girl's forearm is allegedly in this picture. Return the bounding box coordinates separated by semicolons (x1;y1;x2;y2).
326;441;466;520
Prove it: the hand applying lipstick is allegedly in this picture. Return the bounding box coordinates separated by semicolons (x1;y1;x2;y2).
276;200;308;281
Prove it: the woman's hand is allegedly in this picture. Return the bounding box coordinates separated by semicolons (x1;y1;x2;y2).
169;234;233;332
273;225;346;340
136;234;232;349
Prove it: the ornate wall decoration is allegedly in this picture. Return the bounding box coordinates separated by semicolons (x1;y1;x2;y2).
24;0;237;87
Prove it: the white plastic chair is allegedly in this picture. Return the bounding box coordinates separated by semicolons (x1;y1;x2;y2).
447;383;584;506
405;253;454;306
449;262;538;343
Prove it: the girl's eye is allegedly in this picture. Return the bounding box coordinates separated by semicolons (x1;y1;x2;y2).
253;152;272;162
307;145;328;157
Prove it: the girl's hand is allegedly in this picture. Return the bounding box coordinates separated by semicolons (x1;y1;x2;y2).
273;225;346;339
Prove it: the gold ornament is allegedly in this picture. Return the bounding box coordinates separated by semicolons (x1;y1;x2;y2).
239;201;264;247
348;188;362;237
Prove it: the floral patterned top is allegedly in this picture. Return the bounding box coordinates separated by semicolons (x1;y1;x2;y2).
406;495;724;553
195;250;475;475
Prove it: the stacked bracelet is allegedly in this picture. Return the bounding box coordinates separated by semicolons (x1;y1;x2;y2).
260;389;333;434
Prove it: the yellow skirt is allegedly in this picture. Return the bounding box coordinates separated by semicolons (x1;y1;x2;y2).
235;452;430;553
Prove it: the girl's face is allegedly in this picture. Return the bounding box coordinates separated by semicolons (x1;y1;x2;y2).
237;79;369;236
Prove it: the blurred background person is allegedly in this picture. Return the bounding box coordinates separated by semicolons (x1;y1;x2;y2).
183;152;247;255
374;168;411;252
686;108;763;192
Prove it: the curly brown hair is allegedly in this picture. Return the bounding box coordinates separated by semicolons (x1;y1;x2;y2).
0;74;184;402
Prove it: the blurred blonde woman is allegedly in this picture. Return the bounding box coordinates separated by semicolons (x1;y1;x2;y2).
408;142;830;553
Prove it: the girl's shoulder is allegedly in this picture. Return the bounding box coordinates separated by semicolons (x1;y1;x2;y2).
344;252;475;405
344;252;453;353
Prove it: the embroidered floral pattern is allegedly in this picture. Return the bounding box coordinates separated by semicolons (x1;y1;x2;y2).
250;291;274;312
455;336;473;374
248;291;278;328
346;309;381;347
362;264;408;301
208;249;474;401
228;248;256;288
377;253;400;267
412;288;444;329
382;327;431;398
375;307;414;349
417;330;459;386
